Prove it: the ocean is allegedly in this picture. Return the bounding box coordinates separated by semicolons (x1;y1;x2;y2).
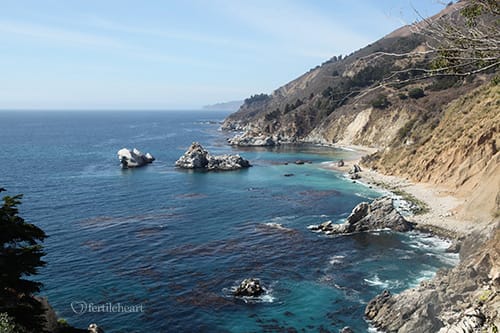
0;111;458;332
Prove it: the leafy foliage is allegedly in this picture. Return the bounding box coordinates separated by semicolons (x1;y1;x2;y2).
427;76;461;91
0;191;47;332
408;87;425;99
322;86;333;98
244;93;270;105
348;65;391;88
265;108;281;120
0;313;20;333
370;94;391;109
425;0;500;76
397;118;418;140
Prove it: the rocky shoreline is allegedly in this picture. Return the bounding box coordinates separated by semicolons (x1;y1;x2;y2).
366;225;499;333
316;147;500;332
223;134;499;331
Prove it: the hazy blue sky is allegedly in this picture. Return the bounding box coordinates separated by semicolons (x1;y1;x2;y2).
0;0;447;110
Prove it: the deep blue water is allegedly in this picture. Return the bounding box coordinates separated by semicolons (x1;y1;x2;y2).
0;111;457;332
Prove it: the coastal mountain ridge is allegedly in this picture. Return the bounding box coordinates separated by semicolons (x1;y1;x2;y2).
222;0;499;222
223;1;499;331
202;100;243;111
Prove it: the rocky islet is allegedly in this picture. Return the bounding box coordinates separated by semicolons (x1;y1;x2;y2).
175;142;251;171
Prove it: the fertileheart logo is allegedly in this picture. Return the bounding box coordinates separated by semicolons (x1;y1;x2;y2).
70;301;87;315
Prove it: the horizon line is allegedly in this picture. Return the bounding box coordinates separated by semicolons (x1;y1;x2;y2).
0;108;236;112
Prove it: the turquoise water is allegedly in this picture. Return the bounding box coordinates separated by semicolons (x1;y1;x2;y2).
0;111;457;332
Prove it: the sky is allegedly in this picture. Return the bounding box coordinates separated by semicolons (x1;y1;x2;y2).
0;0;449;110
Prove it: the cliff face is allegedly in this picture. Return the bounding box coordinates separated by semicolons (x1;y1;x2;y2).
366;84;500;221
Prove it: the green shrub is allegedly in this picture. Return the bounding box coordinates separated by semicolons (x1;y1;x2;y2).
408;87;425;99
370;94;390;109
244;93;269;104
322;86;333;98
397;119;417;139
0;313;19;333
265;108;281;120
492;75;500;86
428;77;460;91
57;318;69;327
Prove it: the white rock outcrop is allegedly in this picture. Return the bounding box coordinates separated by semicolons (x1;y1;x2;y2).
227;132;279;146
117;148;155;169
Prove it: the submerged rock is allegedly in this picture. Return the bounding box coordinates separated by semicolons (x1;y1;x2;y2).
309;196;414;235
117;148;155;168
175;142;251;171
234;278;265;297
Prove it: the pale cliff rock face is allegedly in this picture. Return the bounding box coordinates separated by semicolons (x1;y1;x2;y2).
371;84;500;221
305;104;413;148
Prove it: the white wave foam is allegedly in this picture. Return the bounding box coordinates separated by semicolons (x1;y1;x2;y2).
307;225;322;232
414;270;436;284
261;222;293;232
364;274;403;289
439;253;460;266
235;291;276;304
329;255;345;265
354;192;372;199
368;326;384;333
364;275;388;288
268;215;297;223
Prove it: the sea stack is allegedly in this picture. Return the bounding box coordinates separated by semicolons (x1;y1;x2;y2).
308;196;414;235
117;148;155;169
175;142;251;171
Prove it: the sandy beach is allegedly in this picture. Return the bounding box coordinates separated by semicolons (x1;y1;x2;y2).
323;148;493;238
